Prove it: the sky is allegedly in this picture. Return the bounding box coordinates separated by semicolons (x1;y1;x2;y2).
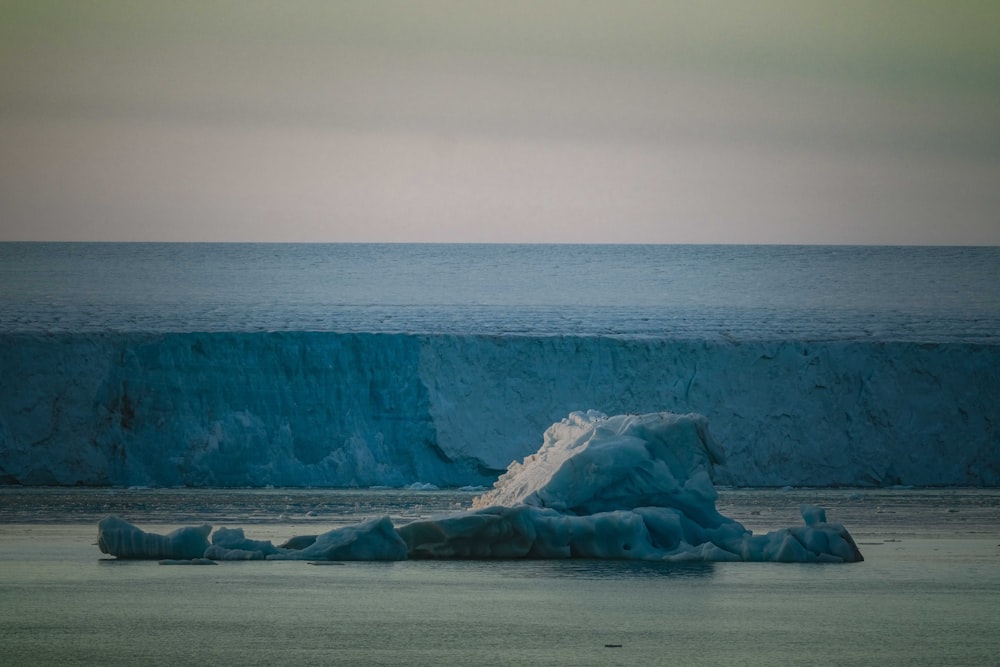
1;1;999;244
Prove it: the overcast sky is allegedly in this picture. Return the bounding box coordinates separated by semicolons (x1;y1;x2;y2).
2;1;998;244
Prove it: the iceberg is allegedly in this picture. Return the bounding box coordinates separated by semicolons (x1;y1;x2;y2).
401;411;863;563
96;412;862;564
97;515;211;560
98;515;409;562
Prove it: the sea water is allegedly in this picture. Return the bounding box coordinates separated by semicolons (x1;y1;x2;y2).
2;242;998;341
1;487;999;666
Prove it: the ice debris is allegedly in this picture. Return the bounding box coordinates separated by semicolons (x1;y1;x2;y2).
96;411;863;564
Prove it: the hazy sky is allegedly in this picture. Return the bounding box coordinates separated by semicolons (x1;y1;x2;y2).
2;1;998;244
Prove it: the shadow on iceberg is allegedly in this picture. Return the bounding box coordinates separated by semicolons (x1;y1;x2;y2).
96;412;863;564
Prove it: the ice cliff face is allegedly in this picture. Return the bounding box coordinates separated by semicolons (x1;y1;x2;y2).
1;332;998;487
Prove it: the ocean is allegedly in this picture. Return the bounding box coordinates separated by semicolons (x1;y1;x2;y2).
1;243;999;664
1;242;998;340
2;486;999;666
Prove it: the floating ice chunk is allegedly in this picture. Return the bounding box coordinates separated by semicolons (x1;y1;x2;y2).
97;515;211;560
744;522;862;563
158;558;217;565
93;412;863;564
267;517;407;561
425;411;863;563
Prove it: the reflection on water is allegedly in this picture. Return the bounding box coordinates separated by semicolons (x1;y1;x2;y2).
415;556;716;580
509;558;716;580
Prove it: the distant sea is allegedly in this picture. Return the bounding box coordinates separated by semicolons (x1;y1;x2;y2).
2;242;998;341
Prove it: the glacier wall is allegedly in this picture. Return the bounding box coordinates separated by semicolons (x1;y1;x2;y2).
1;332;997;487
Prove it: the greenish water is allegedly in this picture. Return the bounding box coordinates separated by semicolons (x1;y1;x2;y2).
2;488;999;666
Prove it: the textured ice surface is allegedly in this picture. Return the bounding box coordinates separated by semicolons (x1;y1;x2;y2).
98;515;407;562
472;411;725;516
203;526;279;560
266;518;408;561
402;412;862;562
97;515;211;560
3;332;998;488
96;412;863;563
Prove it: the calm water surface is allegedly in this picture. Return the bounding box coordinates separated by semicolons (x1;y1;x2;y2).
2;488;999;666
